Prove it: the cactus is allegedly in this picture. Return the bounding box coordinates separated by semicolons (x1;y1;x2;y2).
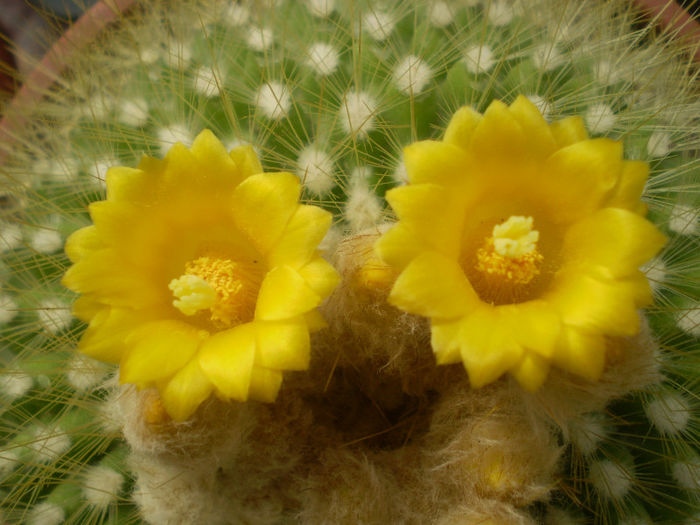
0;1;697;523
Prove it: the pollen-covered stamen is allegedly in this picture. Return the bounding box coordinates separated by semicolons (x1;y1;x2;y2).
169;255;263;327
476;216;543;285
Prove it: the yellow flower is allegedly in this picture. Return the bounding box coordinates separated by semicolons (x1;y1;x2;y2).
376;96;666;391
63;130;339;421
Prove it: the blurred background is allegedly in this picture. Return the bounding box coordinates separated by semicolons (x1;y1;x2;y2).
0;0;698;101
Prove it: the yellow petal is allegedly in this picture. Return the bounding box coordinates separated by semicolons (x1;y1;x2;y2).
120;320;202;387
389;251;480;319
385;183;464;258
403;140;471;186
198;323;256;400
231;172;301;254
230;144;263;180
254;318;310;370
443;105;482;150
78;308;137;363
297;257;340;299
501;301;560;358
160;358;214;422
549;116;588;148
63;250;161;309
374;222;431;271
508;95;557;160
548;271;641;337
540;139;623;223
551;326;606;381
431;318;463;364
563;208;666;278
71;295;102;323
189;129;243;187
459;306;524;388
64;226;103;263
255;265;322;321
268;205;332;269
511;352;550;391
470;100;528;166
605;160;649;213
105;167;154;203
247;367;283;402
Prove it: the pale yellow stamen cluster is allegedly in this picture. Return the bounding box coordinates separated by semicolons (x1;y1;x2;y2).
476;216;543;285
169;255;262;327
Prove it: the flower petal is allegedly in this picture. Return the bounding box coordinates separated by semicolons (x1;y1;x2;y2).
198;323;256;401
255;265;322;321
548;272;641;336
268;205;332;269
78;308;137;363
385;183;463;258
230;144;263;179
563;207;666;278
247;367;283;402
508;95;557;160
551;326;606;381
511;352;550;392
403;140;471;186
63;250;162;309
120;320;202;387
459;306;524;388
501;301;560;358
231;172;301;254
304;309;328;332
470;99;528;166
375;222;432;271
105;167;154;203
605;160;649;213
254;317;310;370
160;358;214;422
297;257;340;298
431;318;463;364
540;138;623;222
64;226;102;263
549;116;588;148
389;251;479;319
443;105;482;150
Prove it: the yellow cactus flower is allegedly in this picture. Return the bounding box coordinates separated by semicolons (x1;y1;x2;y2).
376;96;666;391
63;130;339;421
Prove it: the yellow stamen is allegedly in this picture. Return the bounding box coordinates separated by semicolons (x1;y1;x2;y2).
476;216;543;285
169;255;263;327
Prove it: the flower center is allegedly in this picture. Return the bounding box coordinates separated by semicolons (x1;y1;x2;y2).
169;254;264;328
475;216;543;286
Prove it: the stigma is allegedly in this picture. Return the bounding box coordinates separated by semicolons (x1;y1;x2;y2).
476;216;543;285
168;254;263;327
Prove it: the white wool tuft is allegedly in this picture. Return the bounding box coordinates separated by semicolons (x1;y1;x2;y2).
30;229;63;254
362;10;395;41
26;502;65;525
255;82;291;120
340;91;377;138
117;97;150;127
83;465;125;508
645;393;692;435
393;55;433;95
157;124;194;155
589;459;633;500
37;298;72;333
306;42;340;76
584;103;616;134
668;204;698;236
296;146;335;195
463;44;495;74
